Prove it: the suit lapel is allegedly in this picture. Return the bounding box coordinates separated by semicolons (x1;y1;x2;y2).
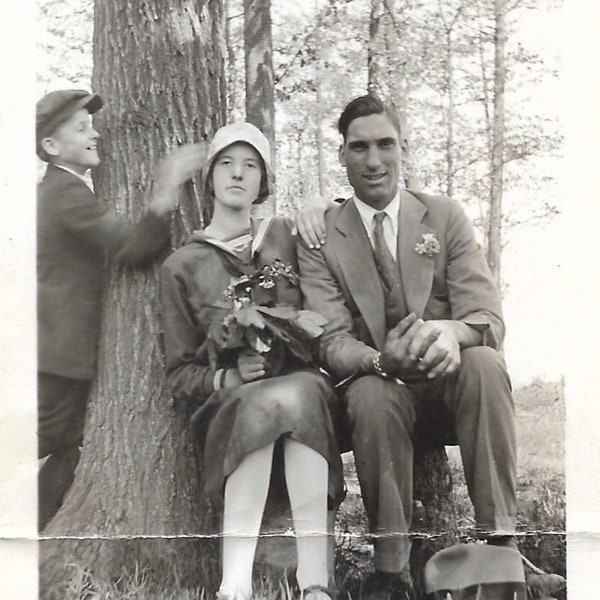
398;190;436;318
334;201;386;349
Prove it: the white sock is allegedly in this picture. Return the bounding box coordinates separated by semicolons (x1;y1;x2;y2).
283;438;329;591
219;443;275;600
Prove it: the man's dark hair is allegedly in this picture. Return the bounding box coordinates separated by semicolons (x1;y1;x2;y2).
337;94;402;142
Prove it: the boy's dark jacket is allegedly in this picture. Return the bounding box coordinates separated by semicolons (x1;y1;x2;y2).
37;164;169;379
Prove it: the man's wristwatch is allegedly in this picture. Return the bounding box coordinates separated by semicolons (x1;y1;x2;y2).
373;352;390;379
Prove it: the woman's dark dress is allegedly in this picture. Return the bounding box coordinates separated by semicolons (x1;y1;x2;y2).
160;218;344;508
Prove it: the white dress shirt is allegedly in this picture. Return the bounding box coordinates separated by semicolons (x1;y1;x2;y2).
352;192;400;259
54;164;94;190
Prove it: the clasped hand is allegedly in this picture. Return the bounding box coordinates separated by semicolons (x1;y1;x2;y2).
379;313;461;379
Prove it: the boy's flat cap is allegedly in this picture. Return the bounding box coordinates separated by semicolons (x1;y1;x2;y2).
36;89;103;158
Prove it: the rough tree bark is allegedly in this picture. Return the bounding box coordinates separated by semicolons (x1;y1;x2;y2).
369;0;416;188
487;0;506;286
367;0;384;96
39;0;226;595
438;0;461;198
225;0;240;122
244;0;276;214
315;2;327;199
474;0;494;233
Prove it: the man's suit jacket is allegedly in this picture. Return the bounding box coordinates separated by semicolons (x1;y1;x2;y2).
37;164;170;380
298;189;504;381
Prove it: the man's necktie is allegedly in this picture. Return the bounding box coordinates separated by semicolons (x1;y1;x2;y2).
372;212;396;290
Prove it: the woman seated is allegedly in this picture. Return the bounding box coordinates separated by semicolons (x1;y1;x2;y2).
160;122;343;600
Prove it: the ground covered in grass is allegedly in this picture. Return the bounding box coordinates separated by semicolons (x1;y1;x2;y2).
48;378;565;599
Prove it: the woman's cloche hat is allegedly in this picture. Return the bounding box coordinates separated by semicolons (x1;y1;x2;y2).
201;122;274;204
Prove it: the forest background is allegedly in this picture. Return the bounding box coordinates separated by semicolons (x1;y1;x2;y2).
0;0;599;598
35;0;563;387
35;0;566;385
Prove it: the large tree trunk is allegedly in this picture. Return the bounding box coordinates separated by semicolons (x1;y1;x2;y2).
244;0;276;214
225;0;240;122
487;0;506;286
367;0;384;96
39;0;226;595
443;26;456;198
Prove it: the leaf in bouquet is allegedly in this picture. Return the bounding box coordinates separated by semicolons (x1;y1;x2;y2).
251;284;277;307
246;327;273;353
294;309;328;339
222;280;251;303
207;319;229;347
263;318;314;364
257;305;299;320
207;315;246;349
234;304;266;329
210;299;234;309
223;323;245;348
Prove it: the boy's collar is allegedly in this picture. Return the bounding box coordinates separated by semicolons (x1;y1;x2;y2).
53;164;93;190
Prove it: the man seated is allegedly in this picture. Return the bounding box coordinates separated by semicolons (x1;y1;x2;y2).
297;94;518;600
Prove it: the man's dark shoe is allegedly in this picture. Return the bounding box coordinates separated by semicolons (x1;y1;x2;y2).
363;570;415;600
486;534;519;551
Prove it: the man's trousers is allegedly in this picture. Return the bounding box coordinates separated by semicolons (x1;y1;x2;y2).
343;346;517;574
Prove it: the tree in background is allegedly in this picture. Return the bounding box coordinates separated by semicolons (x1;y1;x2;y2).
244;0;277;214
314;0;328;198
36;0;93;92
36;0;562;262
39;0;226;595
273;0;365;209
271;0;562;273
488;0;507;284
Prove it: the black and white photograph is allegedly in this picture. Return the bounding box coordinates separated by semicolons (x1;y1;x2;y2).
1;0;598;598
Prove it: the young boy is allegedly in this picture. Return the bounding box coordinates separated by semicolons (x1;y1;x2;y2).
36;89;204;530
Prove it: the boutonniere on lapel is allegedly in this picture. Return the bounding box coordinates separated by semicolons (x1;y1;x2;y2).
415;233;440;258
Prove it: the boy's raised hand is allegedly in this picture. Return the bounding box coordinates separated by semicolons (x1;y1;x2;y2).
150;142;208;216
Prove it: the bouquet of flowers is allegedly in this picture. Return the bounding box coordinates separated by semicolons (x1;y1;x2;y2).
206;259;327;376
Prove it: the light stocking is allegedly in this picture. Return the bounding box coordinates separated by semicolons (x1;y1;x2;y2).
283;438;329;593
219;443;275;600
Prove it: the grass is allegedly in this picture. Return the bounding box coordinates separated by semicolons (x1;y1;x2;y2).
45;378;566;599
61;563;207;600
55;561;297;600
513;378;566;578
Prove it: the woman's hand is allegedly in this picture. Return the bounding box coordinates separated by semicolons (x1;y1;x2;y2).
292;197;337;249
235;349;266;382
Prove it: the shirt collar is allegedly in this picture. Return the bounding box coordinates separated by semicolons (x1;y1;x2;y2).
352;191;400;236
190;217;273;257
54;164;93;190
